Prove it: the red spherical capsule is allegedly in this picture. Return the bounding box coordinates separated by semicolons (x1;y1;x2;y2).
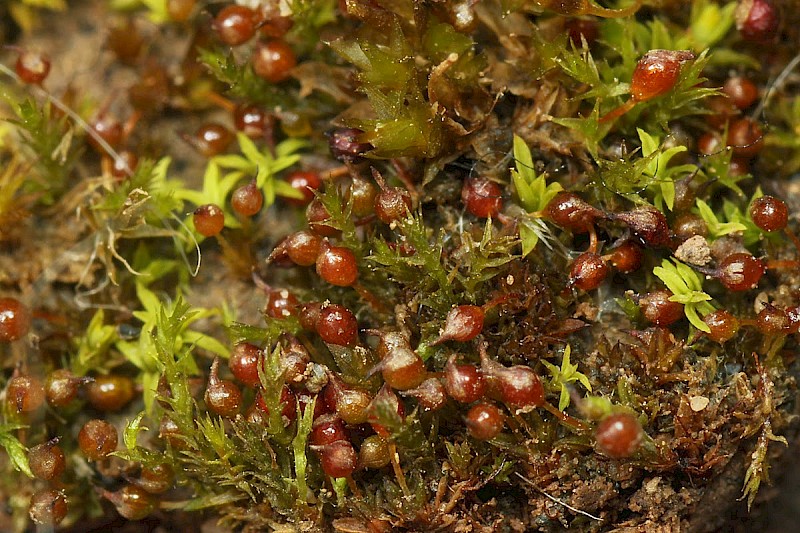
462;177;502;218
284;171;322;206
316;440;357;478
316;243;358;287
348;176;378;217
229;342;263;387
231;181;264;217
78;419;118;460
727;117;764;159
736;0;779;43
750;195;788;232
716;253;764;291
723;76;759;110
605;241;644;273
433;305;484;344
233;104;270;138
299;302;323;331
465;402;505;440
204;358;243;418
703;309;740;342
493;365;544;409
16;51;51;85
252;40;296;83
193;203;225;237
444;356;486;403
639;290;684;326
213;5;257;46
310;414;347;446
45;369;86;407
265;289;298;319
544;192;603;233
326;375;372;424
281;230;323;266
317;304;358;346
88;115;124;154
630;49;695;102
192;123;233;157
595;413;643;459
569;252;609;291
0;297;31;342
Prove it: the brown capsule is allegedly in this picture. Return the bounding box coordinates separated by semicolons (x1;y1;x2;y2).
359;434;391;469
106;19;144;65
756;304;790;335
544;192;604;233
703;309;740;342
723;76;759;110
316;241;359;287
631;49;695;103
15;51;51;85
432;305;484;345
481;354;544;409
193;203;225;237
639;290;684;326
317;304;359;346
46;369;88;407
87;374;135;412
306;198;340;237
280;337;310;385
6;375;45;413
231;181;264;217
715;252;764;291
400;377;447;411
28;439;66;481
233;104;270;138
138;463;175;494
229;342;263;388
328;127;372;164
348;176;378;217
371;344;426;391
29;490;67;526
310;413;347;446
299;301;323;331
204;358;242;418
569;252;609;291
105;484;157;520
265;288;298;319
672;213;708;240
612;206;671;248
327;374;372;424
78;419;118;460
605;240;644;273
158;417;186;450
252;40;296;83
278;230;323;267
315;440;357;478
750;195;788;233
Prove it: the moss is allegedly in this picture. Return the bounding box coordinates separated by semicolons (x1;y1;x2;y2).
0;0;799;531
